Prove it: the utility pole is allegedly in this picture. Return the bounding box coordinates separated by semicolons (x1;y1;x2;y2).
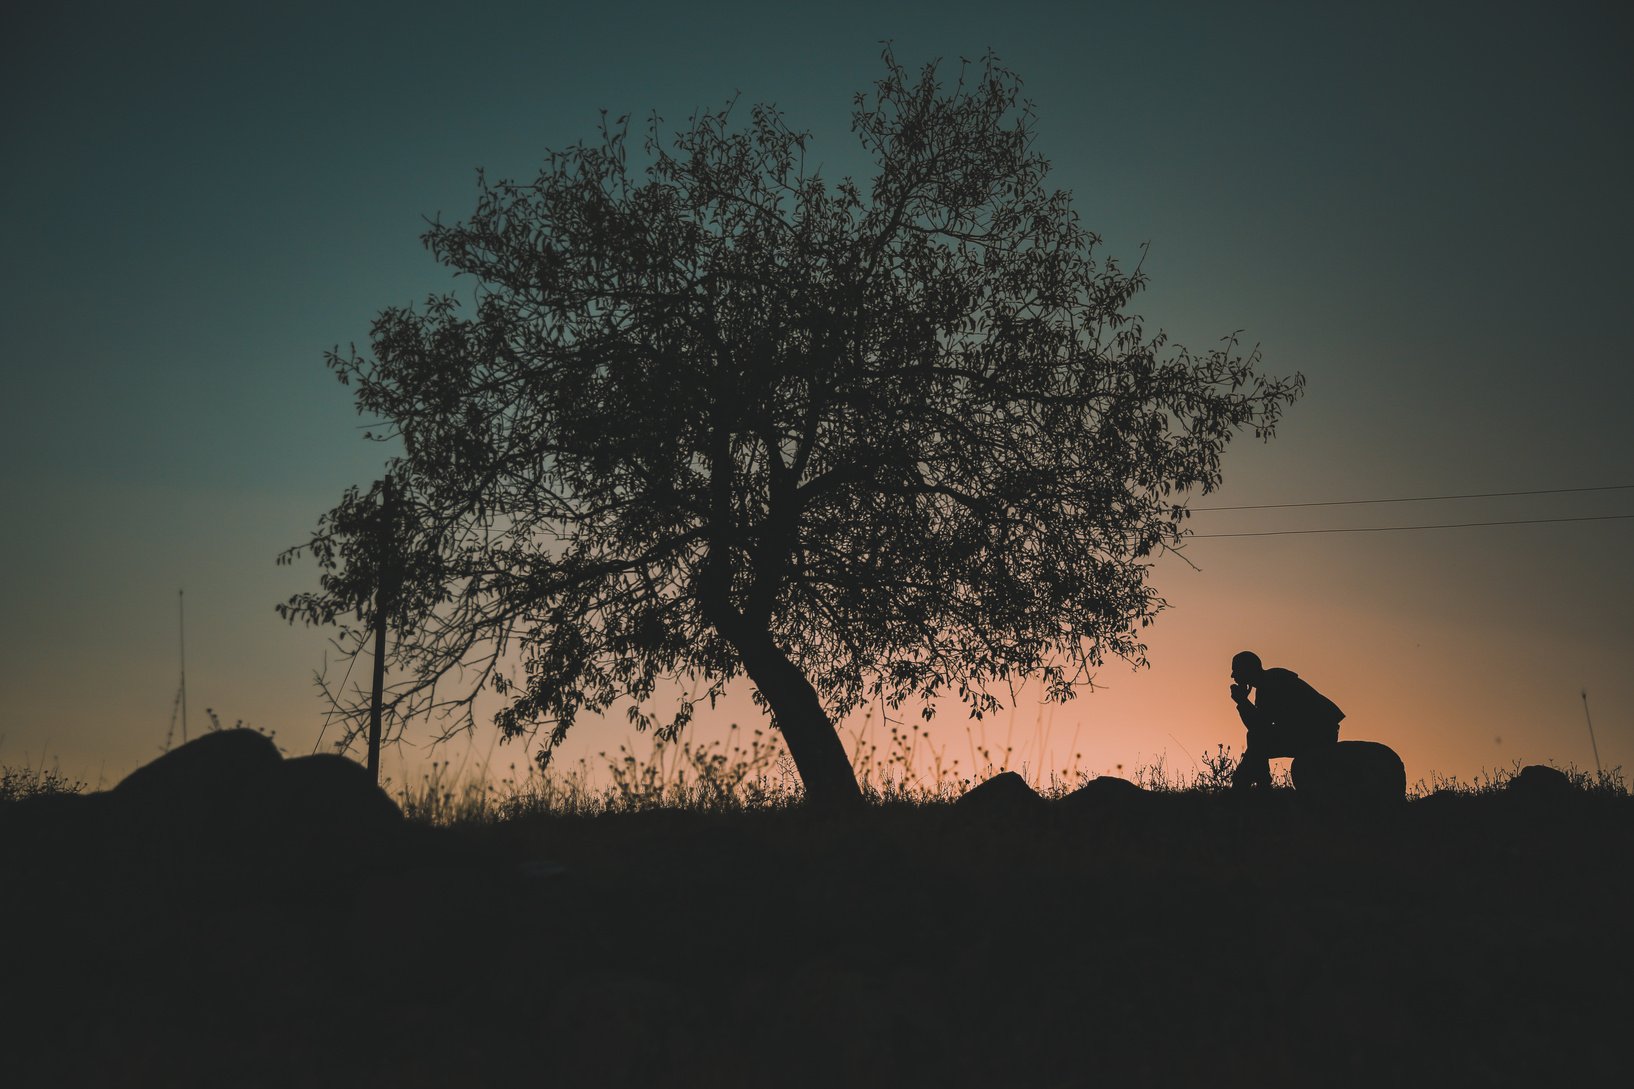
366;476;395;784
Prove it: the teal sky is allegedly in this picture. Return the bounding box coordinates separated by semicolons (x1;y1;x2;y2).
3;1;1630;786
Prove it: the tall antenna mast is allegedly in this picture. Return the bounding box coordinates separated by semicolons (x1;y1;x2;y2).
1581;689;1601;777
178;589;188;745
164;589;189;752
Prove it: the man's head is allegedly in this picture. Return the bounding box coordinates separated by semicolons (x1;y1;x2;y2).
1230;651;1264;688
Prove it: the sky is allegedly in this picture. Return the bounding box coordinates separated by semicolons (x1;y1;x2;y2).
3;0;1630;792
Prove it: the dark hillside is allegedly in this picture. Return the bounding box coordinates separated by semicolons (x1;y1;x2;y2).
3;785;1630;1087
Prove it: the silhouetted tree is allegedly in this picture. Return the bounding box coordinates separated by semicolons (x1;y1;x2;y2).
279;49;1302;806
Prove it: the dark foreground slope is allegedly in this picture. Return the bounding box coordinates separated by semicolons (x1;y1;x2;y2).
3;786;1630;1088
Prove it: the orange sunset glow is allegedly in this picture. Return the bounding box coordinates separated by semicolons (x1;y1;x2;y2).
5;6;1627;794
4;5;1631;1084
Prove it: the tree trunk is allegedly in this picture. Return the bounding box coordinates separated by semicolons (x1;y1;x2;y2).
696;524;861;806
721;623;863;808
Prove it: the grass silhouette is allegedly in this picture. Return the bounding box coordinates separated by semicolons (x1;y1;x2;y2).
0;763;87;803
380;721;1627;823
2;731;1628;1087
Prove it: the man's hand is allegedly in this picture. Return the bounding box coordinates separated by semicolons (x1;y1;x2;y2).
1230;682;1250;705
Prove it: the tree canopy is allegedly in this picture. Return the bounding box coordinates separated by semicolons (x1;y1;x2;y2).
279;49;1302;805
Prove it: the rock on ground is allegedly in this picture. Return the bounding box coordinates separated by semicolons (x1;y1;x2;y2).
955;770;1048;818
1507;764;1573;801
1291;740;1406;808
1058;775;1148;813
104;730;403;868
112;728;283;810
243;753;405;863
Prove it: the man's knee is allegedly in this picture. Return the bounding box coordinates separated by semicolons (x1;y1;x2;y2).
1244;726;1291;760
1233;752;1272;788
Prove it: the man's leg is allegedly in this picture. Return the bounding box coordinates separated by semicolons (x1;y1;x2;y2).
1235;724;1296;788
1233;729;1276;789
1232;751;1271;789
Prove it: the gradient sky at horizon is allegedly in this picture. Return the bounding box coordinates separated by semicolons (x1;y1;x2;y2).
3;0;1630;789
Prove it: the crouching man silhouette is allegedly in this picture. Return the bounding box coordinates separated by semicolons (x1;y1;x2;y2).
1229;651;1344;789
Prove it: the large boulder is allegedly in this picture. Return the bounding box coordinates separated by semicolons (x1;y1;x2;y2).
243;753;403;863
110;730;285;856
1506;764;1572;801
112;728;283;809
954;771;1048;819
1291;741;1405;808
1058;775;1148;814
106;730;402;868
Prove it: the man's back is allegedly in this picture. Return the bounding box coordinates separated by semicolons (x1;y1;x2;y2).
1254;667;1345;732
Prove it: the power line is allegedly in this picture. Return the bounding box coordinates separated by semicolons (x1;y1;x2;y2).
1189;484;1634;512
1188;513;1634;538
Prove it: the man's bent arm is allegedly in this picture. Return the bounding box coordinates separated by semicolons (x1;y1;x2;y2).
1236;697;1268;731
